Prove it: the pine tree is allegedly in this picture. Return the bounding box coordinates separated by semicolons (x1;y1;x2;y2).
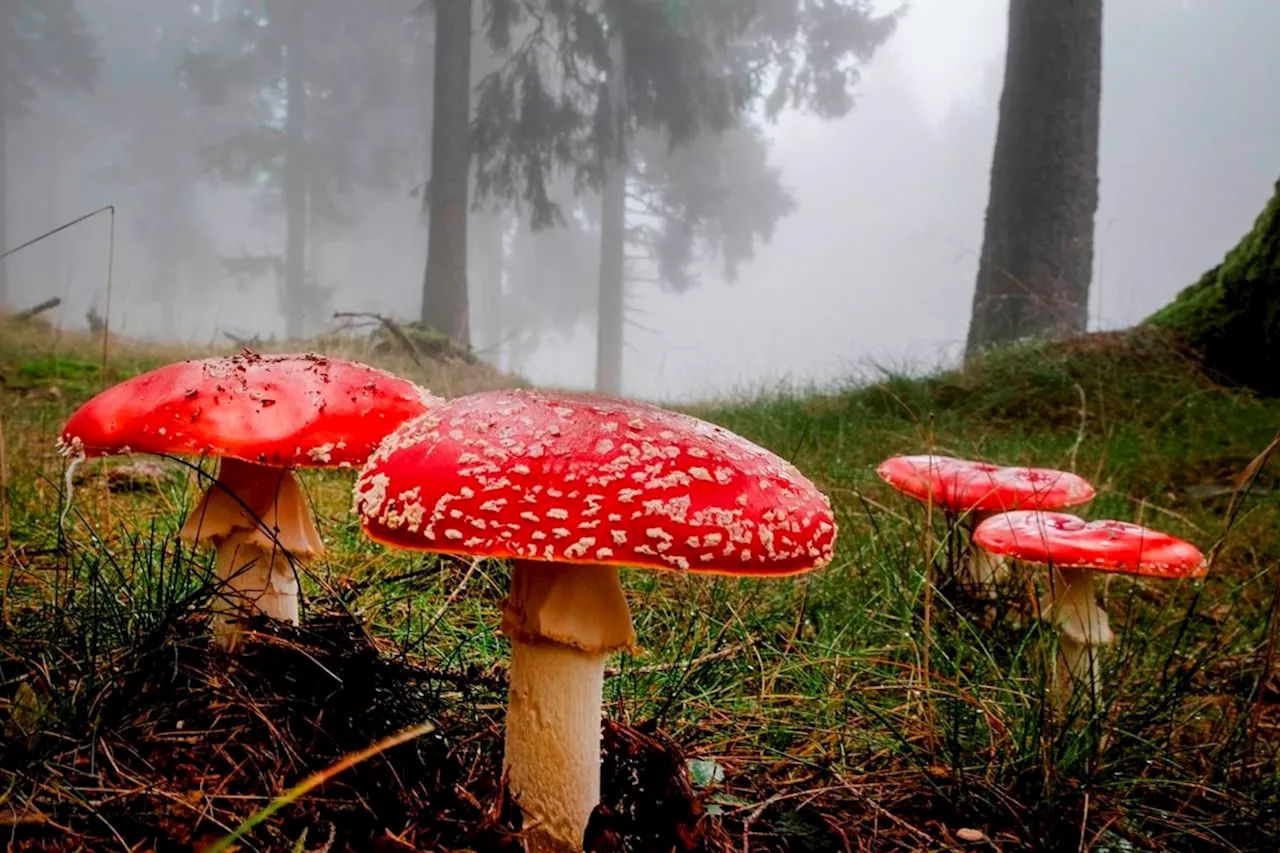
471;0;895;391
183;1;418;338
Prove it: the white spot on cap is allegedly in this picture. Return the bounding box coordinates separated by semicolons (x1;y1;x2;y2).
564;537;595;559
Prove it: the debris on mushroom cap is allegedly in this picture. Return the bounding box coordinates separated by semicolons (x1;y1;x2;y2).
973;510;1208;579
353;389;838;576
56;353;441;468
876;454;1096;514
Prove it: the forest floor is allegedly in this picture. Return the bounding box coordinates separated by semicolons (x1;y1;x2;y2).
0;313;1277;852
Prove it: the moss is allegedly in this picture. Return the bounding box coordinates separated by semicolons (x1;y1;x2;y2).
1145;175;1280;395
16;355;101;382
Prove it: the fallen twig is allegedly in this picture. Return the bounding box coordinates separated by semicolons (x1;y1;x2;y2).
13;297;61;321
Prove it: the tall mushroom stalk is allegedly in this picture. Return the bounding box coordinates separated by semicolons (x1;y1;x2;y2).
974;511;1207;710
1039;565;1113;700
500;561;636;847
353;388;838;852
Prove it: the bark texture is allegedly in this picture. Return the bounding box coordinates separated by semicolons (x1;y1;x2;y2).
421;0;473;348
1145;176;1280;396
966;0;1103;353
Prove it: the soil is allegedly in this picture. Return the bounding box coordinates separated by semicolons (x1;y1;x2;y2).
0;610;721;852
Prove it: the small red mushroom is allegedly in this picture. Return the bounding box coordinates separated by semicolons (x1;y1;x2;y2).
974;510;1206;705
352;388;837;852
877;455;1096;597
58;352;438;648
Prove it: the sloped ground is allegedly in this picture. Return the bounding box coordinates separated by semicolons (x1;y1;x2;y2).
0;608;719;852
2;317;1279;851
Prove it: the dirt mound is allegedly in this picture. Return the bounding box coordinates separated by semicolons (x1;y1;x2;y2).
0;610;719;852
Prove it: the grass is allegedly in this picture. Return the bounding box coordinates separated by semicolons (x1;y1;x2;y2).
1;315;1278;851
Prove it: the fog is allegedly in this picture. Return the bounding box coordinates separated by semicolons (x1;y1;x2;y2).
3;0;1278;402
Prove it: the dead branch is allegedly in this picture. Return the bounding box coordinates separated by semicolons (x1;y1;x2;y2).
13;298;61;321
221;330;264;347
332;311;432;376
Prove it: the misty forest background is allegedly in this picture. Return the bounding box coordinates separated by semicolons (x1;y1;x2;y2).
1;0;1278;402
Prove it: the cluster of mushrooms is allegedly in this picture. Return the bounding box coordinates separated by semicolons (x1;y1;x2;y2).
57;352;837;853
55;353;1207;851
876;454;1207;709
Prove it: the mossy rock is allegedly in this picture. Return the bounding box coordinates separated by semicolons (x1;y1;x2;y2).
1145;175;1280;395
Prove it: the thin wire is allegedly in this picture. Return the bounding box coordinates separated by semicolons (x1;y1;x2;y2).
0;204;116;387
0;204;114;261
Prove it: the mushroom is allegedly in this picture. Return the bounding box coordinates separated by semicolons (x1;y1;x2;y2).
351;388;837;852
57;352;438;648
876;455;1095;598
973;510;1206;707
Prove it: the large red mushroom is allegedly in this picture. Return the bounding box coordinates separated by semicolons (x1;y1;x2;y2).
877;455;1096;597
57;352;438;647
352;388;837;852
974;510;1206;706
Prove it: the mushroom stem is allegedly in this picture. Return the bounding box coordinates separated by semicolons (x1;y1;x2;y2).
500;560;636;853
210;536;299;648
180;457;324;649
961;510;1008;598
1039;567;1114;708
505;640;608;852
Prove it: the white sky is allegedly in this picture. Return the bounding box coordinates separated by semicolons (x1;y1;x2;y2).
879;0;1007;124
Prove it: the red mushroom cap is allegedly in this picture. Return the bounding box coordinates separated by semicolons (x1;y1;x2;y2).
876;455;1095;514
353;389;837;576
57;352;439;468
973;510;1207;579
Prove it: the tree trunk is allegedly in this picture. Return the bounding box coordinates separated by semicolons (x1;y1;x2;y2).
965;0;1103;354
420;0;472;348
1146;175;1280;396
594;28;627;396
282;0;309;340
